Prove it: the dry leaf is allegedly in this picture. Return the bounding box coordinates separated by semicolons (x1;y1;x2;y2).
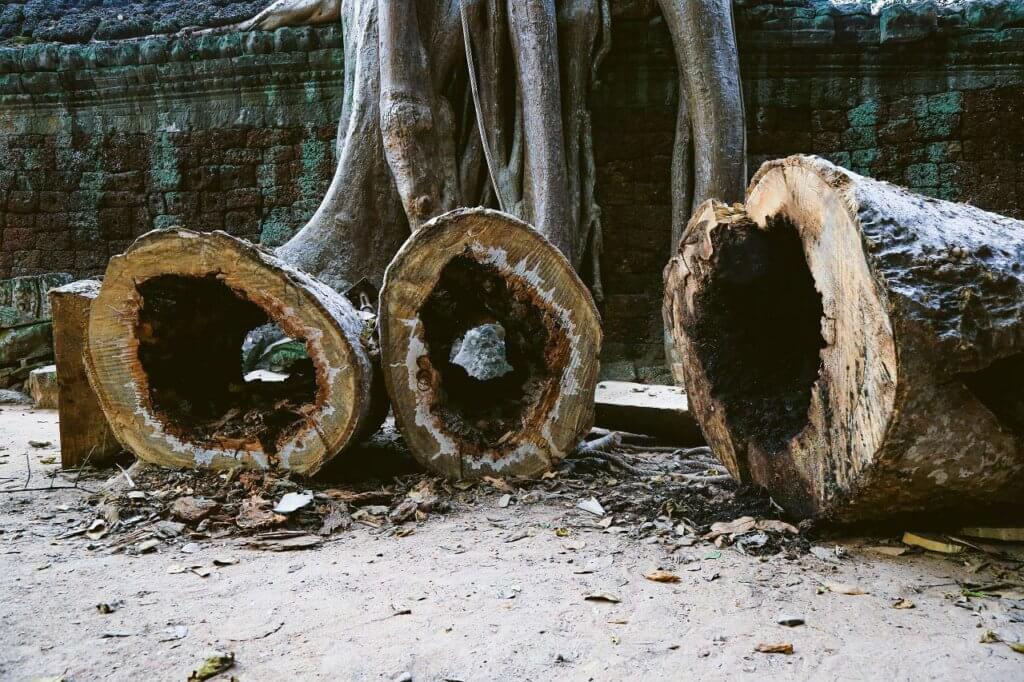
482;476;512;492
824;582;865;595
584;592;621;603
892;598;915;609
755;519;799;535
755;642;794;655
704;516;756;539
644;570;680;584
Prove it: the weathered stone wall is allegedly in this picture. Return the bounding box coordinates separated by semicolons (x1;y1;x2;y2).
2;1;1023;381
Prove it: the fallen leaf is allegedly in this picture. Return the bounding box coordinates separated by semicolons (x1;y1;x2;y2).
554;527;570;537
704;516;755;540
755;519;799;535
644;570;680;584
584;592;621;603
85;519;108;541
824;582;866;595
1008;642;1024;654
482;476;512;492
136;539;160;553
755;642;793;655
188;651;235;681
274;491;314;514
236;497;283;530
171;497;218;523
980;630;1002;644
318;504;352;536
892;598;915;609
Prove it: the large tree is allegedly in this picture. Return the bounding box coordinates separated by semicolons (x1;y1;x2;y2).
223;0;746;298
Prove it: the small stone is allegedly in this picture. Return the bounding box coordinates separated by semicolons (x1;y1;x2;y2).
450;323;514;381
777;615;805;627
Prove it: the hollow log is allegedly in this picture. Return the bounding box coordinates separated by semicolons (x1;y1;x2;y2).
378;208;601;479
49;280;121;468
664;155;1024;522
87;229;387;475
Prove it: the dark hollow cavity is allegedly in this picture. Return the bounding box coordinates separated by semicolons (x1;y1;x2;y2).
686;216;826;454
960;352;1024;437
419;255;557;449
135;274;316;455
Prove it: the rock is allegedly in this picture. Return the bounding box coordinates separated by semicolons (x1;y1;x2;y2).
26;364;58;409
171;496;218;523
449;323;514;381
0;322;53;367
0;389;32;405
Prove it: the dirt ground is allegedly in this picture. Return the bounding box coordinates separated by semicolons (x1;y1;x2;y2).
1;406;1023;681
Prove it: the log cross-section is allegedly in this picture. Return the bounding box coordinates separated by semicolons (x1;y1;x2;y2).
379;208;602;479
665;155;1024;522
87;229;386;476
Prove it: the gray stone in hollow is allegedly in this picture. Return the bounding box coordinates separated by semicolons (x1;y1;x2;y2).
449;323;514;381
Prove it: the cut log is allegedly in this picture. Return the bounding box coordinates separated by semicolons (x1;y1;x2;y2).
665;155;1024;522
86;229;387;475
378;208;602;479
594;380;702;445
49;280;121;468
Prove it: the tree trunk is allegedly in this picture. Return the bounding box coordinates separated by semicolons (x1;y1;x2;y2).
50;280;121;468
87;229;386;475
378;208;601;478
657;0;746;379
665;155;1024;522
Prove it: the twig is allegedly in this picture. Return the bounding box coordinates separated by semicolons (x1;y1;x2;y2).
23;453;31;490
116;462;135;489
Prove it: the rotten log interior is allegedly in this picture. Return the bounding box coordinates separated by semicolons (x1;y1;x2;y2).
418;255;556;449
135;274;316;457
684;216;825;455
666;156;1024;522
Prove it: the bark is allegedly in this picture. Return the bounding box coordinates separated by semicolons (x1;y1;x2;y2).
87;229;387;475
50;280;121;468
275;0;408;293
378;0;459;228
665;155;1024;522
378;208;602;479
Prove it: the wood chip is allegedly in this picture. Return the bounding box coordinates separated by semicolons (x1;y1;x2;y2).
755;642;793;654
902;531;965;554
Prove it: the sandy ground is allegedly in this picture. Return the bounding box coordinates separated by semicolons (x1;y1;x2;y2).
1;406;1023;681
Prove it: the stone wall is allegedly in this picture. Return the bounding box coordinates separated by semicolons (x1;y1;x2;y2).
2;0;1023;381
